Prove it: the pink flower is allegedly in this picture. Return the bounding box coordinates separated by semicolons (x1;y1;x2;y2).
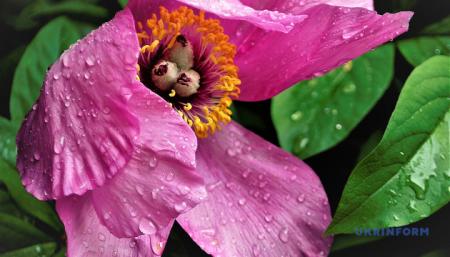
16;0;412;256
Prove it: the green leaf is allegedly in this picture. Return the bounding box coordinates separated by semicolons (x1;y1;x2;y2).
118;0;128;8
0;158;62;231
0;213;52;252
357;130;383;162
10;17;94;123
326;56;450;235
14;0;107;30
422;16;450;35
0;117;18;166
331;234;383;252
0;242;57;257
271;44;395;159
398;36;450;67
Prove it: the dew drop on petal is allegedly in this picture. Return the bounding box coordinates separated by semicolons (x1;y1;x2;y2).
139;217;157;234
278;227;289;243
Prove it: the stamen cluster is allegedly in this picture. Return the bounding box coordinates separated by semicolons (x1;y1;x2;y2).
136;6;241;138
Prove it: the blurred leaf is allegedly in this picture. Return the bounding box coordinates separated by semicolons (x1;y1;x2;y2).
0;189;21;215
398;37;450;67
10;17;94;123
52;247;66;257
331;234;383;252
422;16;450;35
118;0;128;8
0;158;62;231
0;242;57;257
357;130;383;162
326;56;450;235
0;213;52;252
271;44;394;159
0;117;18;166
420;249;450;257
398;16;450;67
14;0;107;30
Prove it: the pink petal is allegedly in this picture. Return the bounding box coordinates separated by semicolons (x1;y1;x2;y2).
127;0;306;33
56;194;172;257
233;6;413;101
90;84;207;238
177;122;332;257
273;0;374;13
16;9;141;200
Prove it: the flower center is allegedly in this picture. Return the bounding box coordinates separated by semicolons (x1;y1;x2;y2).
136;6;241;138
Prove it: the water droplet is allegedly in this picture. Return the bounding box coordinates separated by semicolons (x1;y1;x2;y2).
86;56;96;66
290;111;303;121
408;200;418;212
98;233;105;241
139;217;157;234
335;123;343;130
298;137;309;149
129;240;136;248
343;83;356;93
166;172;174;181
238;198;247;206
33;152;41;161
53;136;65;154
151;237;165;255
297;194;305;203
135;185;145;196
148;155;158;168
264;215;273;223
393;214;399;221
174;202;187;212
278;228;289;243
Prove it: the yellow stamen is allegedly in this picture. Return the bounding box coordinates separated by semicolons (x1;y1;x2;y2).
137;6;240;138
182;103;193;111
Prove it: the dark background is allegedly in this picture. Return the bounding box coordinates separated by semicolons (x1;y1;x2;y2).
0;0;449;256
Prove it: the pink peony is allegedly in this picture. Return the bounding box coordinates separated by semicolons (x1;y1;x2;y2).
16;0;412;256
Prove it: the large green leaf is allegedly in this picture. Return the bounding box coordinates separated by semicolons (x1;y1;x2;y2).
271;44;394;159
0;213;52;252
398;16;450;67
398;37;450;67
0;158;61;231
10;17;93;123
326;56;450;235
14;0;107;30
0;242;57;257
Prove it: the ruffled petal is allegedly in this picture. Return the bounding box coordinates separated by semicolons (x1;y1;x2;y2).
16;9;141;200
234;5;412;101
56;194;172;257
177;122;332;257
90;84;207;238
127;0;306;33
272;0;374;13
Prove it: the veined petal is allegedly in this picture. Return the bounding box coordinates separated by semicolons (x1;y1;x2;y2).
177;122;332;257
16;9;141;200
127;0;306;33
56;194;172;257
233;5;412;101
91;85;207;238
